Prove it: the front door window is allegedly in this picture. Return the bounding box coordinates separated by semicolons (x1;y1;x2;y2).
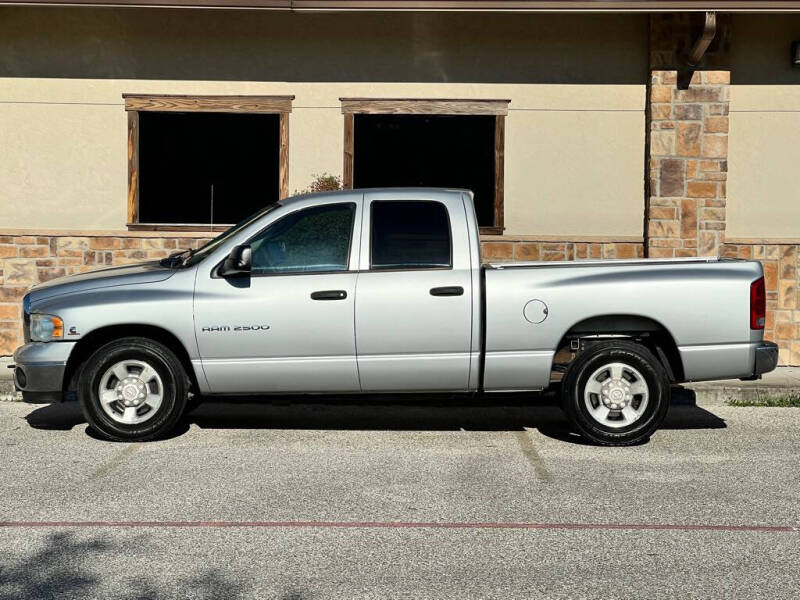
249;203;356;275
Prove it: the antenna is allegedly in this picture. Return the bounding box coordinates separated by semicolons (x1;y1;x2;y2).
210;183;214;232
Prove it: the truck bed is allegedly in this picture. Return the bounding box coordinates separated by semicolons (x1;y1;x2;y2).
480;256;762;391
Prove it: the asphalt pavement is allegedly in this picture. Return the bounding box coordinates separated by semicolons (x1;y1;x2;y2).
0;395;798;599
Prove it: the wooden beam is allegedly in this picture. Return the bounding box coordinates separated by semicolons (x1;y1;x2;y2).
491;114;505;234
8;0;799;11
343;113;355;190
127;111;139;225
10;0;800;13
297;0;800;10
279;112;290;200
340;98;510;116
126;223;232;232
124;94;295;114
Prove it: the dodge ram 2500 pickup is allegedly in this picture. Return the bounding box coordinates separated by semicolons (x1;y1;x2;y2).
12;188;778;445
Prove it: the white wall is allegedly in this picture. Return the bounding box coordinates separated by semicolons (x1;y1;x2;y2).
727;14;800;240
0;9;647;237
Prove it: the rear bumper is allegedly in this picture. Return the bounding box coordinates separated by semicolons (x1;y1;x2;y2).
679;340;780;382
12;342;76;395
753;341;779;377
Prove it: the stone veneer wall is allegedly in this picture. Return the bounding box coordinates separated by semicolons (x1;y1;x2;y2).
647;14;730;259
0;233;213;355
2;230;795;365
721;242;800;366
0;232;643;355
648;13;797;366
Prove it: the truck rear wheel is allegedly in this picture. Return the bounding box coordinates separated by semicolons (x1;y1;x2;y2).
79;337;189;442
561;340;670;446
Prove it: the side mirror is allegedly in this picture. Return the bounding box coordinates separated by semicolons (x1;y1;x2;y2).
218;244;252;278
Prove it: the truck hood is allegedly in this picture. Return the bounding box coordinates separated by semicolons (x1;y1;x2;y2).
28;262;176;303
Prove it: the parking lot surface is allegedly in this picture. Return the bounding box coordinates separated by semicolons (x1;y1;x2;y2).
0;396;798;599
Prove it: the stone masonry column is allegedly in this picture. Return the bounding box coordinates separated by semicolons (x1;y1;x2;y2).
646;13;731;258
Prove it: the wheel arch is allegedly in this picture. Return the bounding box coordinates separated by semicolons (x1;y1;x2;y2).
63;324;199;396
554;314;685;383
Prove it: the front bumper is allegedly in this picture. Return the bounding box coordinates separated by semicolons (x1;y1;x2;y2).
12;341;76;394
753;341;779;377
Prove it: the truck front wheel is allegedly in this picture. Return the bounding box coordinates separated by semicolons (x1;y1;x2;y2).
79;337;189;442
561;340;670;446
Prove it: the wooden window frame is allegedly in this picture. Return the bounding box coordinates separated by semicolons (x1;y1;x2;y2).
340;98;509;235
123;94;294;231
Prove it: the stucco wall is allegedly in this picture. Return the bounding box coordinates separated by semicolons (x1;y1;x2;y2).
727;15;800;240
0;9;647;238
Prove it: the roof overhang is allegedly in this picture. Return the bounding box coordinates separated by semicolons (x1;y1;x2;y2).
2;0;800;10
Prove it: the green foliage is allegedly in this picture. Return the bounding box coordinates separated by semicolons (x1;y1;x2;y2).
726;394;800;407
293;173;343;196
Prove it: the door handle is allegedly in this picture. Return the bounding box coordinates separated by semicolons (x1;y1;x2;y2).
430;286;464;297
311;290;348;301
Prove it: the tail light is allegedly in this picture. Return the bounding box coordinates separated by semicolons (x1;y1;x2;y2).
750;277;766;330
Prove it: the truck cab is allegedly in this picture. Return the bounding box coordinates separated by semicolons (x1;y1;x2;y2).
193;188;481;394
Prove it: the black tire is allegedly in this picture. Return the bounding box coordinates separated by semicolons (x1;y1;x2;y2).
79;337;189;442
561;340;670;446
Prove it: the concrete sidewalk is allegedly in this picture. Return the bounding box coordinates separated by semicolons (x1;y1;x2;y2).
1;356;17;401
681;366;800;404
2;354;799;404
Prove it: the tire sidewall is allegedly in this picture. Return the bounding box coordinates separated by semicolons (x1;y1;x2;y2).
563;343;669;445
80;338;187;441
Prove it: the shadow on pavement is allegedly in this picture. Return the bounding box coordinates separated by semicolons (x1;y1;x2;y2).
0;531;248;600
23;387;725;445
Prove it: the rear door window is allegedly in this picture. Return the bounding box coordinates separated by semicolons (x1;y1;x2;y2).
370;201;452;270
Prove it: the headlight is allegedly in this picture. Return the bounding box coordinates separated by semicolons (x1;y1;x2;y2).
30;314;64;342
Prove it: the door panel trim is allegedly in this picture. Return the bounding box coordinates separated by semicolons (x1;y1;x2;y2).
201;355;360;394
482;350;553;391
357;352;472;392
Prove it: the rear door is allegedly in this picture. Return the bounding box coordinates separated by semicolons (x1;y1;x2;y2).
354;191;474;392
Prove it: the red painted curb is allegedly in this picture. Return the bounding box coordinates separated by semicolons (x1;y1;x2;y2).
0;521;796;532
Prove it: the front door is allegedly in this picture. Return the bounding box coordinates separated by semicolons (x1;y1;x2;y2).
354;192;474;392
194;200;362;394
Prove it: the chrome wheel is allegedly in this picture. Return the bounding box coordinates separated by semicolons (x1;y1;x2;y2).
583;362;649;429
97;359;164;425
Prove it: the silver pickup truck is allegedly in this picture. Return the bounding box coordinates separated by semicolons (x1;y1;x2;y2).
12;188;777;445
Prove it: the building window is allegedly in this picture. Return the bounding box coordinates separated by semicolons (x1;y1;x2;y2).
124;94;293;230
341;98;509;235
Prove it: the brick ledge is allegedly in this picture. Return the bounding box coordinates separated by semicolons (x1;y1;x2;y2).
723;237;800;246
480;234;643;243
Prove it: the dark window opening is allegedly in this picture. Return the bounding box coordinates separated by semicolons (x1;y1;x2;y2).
371;200;452;270
138;112;280;225
353;114;496;228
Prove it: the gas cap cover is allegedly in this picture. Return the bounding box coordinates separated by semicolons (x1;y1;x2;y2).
523;299;549;324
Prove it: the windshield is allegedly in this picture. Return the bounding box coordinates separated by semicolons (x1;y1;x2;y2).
179;204;281;268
